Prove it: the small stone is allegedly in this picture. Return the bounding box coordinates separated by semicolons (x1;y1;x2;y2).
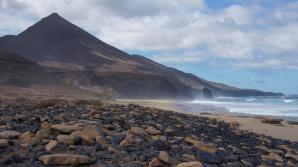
111;133;126;145
164;127;174;133
148;157;164;167
36;128;51;139
151;135;167;141
285;152;298;161
176;161;203;167
57;135;77;145
41;122;51;129
146;126;161;135
262;152;283;162
38;154;93;165
0;139;8;147
185;137;217;154
51;123;83;134
95;135;108;146
120;133;135;146
130;127;147;136
19;132;37;146
279;145;294;152
0;130;20;139
158;151;173;165
46;140;58;151
181;154;197;162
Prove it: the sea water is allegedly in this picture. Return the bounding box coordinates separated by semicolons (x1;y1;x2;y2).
187;96;298;117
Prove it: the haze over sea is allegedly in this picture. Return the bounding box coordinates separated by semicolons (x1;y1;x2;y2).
187;96;298;118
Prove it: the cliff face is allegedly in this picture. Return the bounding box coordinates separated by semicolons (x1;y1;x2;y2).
0;13;282;98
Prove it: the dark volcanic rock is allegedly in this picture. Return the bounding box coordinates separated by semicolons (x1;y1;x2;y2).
261;118;283;125
0;100;297;166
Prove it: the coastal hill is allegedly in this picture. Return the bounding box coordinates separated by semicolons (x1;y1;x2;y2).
0;13;282;98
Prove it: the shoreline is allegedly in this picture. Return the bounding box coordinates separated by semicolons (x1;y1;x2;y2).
1;99;298;166
115;99;298;142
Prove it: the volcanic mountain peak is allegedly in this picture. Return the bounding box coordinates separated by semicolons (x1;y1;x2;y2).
0;13;132;67
18;12;89;40
0;13;282;98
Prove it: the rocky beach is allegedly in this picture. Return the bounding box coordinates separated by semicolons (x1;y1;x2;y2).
1;99;298;166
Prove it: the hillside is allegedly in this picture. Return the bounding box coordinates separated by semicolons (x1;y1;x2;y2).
0;13;282;98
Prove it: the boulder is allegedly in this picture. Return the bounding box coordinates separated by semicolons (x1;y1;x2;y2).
38;154;93;165
0;130;20;139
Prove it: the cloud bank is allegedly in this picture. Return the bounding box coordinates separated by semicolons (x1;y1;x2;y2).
1;0;298;69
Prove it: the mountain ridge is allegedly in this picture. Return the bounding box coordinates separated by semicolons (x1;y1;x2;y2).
0;13;283;98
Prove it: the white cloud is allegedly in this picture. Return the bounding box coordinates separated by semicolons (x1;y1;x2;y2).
0;0;298;69
151;51;204;64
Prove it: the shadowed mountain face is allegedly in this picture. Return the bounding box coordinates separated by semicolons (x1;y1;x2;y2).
0;13;282;98
0;51;59;87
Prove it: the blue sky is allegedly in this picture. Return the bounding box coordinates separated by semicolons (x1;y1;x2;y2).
1;0;298;94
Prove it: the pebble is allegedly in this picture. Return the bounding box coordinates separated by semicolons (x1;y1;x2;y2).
158;151;173;165
111;133;126;145
0;101;297;166
45;140;58;151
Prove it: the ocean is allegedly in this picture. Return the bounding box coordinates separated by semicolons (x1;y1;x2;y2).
186;96;298;117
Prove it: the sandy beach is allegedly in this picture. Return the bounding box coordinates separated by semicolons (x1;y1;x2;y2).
115;99;298;142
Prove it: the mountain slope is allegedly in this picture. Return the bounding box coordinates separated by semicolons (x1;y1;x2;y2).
0;13;282;98
0;51;59;87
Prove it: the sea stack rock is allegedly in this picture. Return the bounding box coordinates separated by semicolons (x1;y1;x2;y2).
203;87;213;99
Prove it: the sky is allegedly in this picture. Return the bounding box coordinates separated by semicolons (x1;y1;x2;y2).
0;0;298;94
